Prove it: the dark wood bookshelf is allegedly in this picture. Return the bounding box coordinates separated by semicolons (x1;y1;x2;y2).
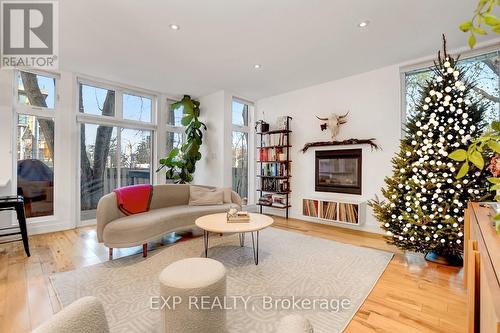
256;129;292;135
257;117;292;219
256;203;291;209
256;175;290;179
256;189;291;194
256;145;291;149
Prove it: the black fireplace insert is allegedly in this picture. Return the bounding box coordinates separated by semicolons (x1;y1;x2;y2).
315;149;362;194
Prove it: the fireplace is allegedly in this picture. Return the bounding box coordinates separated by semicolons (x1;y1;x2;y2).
315;149;362;194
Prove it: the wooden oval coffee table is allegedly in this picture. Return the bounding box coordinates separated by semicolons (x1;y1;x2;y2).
195;213;273;265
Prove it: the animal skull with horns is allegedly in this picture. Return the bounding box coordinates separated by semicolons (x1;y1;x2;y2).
316;111;349;140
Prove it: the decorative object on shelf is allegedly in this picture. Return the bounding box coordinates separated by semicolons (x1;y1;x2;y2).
255;120;269;133
369;36;490;265
226;208;250;223
301;138;380;153
315;111;349;140
276;116;289;130
303;198;362;225
157;95;206;183
450;120;500;234
257;117;292;218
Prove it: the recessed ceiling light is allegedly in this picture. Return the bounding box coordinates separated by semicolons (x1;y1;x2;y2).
169;24;180;30
254;64;261;69
358;20;370;28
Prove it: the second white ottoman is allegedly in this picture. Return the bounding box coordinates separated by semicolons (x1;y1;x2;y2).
159;257;226;333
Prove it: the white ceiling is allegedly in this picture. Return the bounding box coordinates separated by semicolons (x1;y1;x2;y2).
60;0;499;101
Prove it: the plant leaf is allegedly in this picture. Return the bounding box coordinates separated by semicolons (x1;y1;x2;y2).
468;33;476;48
491;184;500;191
459;21;473;32
492;120;500;131
484;14;500;26
448;149;468;161
488;140;500;153
457;162;469;178
488;177;500;184
469;151;484;169
473;27;487;35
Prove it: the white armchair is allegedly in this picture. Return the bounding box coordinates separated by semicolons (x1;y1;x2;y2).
32;297;109;333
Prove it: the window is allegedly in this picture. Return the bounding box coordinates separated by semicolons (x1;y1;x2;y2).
123;93;152;123
404;50;499;124
78;80;156;220
80;124;118;220
166;99;185;153
17;72;55;109
15;71;57;218
232;99;250;204
79;84;115;117
120;128;151;186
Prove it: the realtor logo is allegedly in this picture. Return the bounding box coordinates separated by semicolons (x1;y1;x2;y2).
1;1;58;68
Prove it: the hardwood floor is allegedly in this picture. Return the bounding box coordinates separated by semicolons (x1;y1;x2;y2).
0;216;466;333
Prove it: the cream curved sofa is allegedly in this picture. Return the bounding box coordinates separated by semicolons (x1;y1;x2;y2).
96;184;242;258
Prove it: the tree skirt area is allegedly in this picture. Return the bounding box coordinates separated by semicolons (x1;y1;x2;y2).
50;227;393;333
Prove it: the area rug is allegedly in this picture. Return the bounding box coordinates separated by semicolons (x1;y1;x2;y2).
50;227;393;333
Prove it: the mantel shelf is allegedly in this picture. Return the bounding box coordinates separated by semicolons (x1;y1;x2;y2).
301;138;380;153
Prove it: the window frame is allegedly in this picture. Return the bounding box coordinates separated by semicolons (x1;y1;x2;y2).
76;76;159;223
13;69;59;222
400;44;500;136
165;99;186;153
231;97;252;204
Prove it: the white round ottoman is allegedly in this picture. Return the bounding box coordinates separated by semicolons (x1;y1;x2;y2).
159;257;226;333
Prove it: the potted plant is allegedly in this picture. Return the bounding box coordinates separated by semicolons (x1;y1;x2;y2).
157;95;206;183
450;120;500;233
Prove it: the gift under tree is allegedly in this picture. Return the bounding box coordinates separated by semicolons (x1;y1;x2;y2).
370;37;490;263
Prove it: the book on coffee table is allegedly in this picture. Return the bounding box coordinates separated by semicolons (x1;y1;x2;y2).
227;210;250;223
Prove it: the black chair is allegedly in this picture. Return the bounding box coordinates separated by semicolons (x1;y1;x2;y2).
0;195;30;256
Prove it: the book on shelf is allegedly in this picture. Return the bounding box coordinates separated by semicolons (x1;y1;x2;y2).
260;178;289;192
272;194;288;206
260;133;288;147
260;162;290;177
320;201;337;220
303;199;318;217
258;147;288;162
258;194;273;205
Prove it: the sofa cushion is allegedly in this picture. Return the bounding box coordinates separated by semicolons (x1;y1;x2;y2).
222;187;232;203
103;204;238;247
189;186;224;206
149;184;190;210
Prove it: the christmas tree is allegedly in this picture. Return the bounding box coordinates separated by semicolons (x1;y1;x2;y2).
369;37;489;259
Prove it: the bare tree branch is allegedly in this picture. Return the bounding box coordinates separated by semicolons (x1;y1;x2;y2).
473;86;500;103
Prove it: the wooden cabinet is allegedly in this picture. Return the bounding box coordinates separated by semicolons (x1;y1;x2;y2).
465;203;500;333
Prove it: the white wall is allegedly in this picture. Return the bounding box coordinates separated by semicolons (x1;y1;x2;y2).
256;65;402;234
194;90;229;187
0;70;15;227
194;90;256;200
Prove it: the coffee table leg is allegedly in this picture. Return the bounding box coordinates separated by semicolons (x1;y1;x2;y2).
203;230;210;257
251;231;259;265
239;233;245;247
